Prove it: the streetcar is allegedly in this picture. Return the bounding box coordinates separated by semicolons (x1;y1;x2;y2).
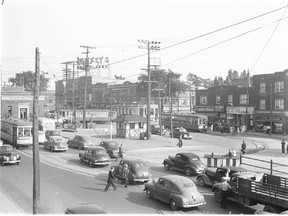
161;113;208;132
1;117;33;149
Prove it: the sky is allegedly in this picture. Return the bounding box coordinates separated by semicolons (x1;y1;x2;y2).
1;0;288;90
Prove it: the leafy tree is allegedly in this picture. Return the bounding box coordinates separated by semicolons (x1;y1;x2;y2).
136;69;189;101
186;73;213;88
8;71;49;92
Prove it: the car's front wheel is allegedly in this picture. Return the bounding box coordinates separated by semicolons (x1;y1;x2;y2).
169;198;179;211
89;160;94;167
50;146;53;152
78;144;83;150
184;167;193;176
164;162;171;170
197;176;205;187
146;189;152;199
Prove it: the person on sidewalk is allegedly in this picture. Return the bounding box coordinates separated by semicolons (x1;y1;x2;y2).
117;144;124;161
177;134;183;148
281;140;286;153
241;140;246;154
104;167;117;192
219;177;232;209
121;163;129;188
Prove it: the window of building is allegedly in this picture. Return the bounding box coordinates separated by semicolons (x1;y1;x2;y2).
179;99;185;105
130;123;135;129
200;96;207;105
260;83;266;93
216;96;221;104
275;81;284;92
260;99;265;110
139;122;144;129
275;99;284;110
228;95;233;104
240;94;248;105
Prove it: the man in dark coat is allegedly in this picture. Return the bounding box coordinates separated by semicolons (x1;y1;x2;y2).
281;140;286;153
241;140;246;154
121;163;129;188
104;167;117;192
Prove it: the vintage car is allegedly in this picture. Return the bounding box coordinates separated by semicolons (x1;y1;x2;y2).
43;136;68;152
0;144;21;165
144;175;206;210
112;159;151;183
45;130;62;140
171;127;193;139
38;131;47;145
64;203;106;214
68;135;95;150
150;125;166;135
99;141;119;158
196;166;247;187
79;146;111;167
163;153;207;176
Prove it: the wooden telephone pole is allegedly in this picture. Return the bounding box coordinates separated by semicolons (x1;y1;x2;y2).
33;47;40;214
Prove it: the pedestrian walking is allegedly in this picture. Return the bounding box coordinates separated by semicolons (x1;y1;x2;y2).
241;140;246;154
219;177;232;209
121;163;129;188
177;134;183;148
117;144;124;161
104;167;117;192
281;140;286;153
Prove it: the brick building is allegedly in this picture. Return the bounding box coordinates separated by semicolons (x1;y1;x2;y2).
253;70;288;133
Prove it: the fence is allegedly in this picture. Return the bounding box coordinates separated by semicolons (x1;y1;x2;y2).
240;155;288;176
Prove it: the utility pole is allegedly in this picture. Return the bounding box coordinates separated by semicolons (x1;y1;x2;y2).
33;47;40;214
169;76;173;138
71;61;76;131
80;45;96;129
138;40;160;140
270;83;273;136
61;61;71;108
245;74;249;132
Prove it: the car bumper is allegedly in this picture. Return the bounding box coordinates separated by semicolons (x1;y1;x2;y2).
182;200;206;208
53;147;68;151
133;178;150;183
93;161;111;166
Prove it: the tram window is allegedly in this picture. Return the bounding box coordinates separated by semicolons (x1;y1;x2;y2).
24;127;31;136
18;128;24;137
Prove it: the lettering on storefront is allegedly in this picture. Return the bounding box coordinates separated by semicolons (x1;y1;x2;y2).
77;56;110;69
226;106;254;115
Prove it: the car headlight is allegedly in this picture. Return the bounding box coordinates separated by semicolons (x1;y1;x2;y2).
3;156;7;159
182;198;189;205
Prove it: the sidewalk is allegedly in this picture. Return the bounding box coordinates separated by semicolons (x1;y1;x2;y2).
0;189;23;214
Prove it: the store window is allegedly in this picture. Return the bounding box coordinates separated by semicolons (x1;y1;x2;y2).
216;96;221;104
228;95;233;104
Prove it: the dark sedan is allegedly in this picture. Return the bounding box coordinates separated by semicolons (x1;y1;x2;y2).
68;135;95;150
79;146;111;167
144;175;206;210
99;141;119;158
0;144;21;166
112;159;151;183
163;152;207;176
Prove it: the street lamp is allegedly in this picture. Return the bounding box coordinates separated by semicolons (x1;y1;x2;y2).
138;40;161;140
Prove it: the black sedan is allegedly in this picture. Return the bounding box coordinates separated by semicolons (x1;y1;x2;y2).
112;159;151;183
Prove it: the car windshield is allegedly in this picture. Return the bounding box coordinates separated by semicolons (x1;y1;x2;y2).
189;157;200;161
0;146;13;152
51;131;61;136
92;149;106;155
80;137;90;142
134;161;146;168
107;142;118;147
180;128;187;133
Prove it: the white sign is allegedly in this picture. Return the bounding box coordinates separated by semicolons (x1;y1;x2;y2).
77;56;110;69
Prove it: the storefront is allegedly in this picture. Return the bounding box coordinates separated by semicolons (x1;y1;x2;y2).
254;112;288;134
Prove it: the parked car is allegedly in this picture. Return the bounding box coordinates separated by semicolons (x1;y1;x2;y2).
45;130;62;140
196;166;247;187
99;141;119;158
43;136;68;152
112;159;151;183
144;175;206;210
163;153;207;176
0;144;21;165
171;127;193;139
65;203;106;214
79;146;111;167
150;125;166;135
214;123;231;133
68;135;95;150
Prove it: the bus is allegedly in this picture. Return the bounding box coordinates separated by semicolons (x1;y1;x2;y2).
161;113;208;132
1;117;33;149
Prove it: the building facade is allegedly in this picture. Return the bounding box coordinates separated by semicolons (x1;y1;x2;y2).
195;85;255;129
253;70;288;134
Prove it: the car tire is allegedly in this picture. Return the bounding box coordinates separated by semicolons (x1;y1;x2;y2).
89;160;94;167
164;162;171;170
169;198;179;211
50;146;53;152
184;167;193;176
146;189;152;199
16;162;20;165
78;144;83;150
263;205;280;213
197;176;205;187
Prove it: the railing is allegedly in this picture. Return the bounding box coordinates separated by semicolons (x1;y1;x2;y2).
240;155;288;176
